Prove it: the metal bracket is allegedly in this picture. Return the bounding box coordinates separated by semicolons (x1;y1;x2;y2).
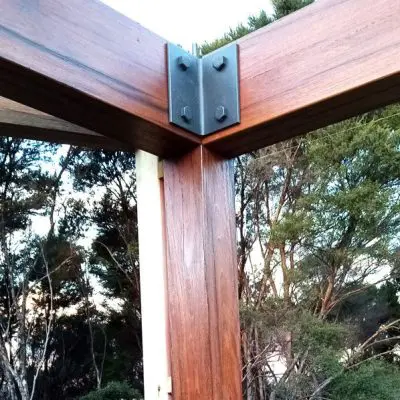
167;43;240;136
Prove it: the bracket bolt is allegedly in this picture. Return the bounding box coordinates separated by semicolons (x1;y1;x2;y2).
212;55;227;71
215;105;227;122
180;106;193;122
177;55;191;70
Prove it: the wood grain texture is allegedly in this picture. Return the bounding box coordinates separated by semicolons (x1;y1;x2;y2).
0;0;199;157
1;0;398;157
163;146;242;399
0;97;130;150
204;0;400;157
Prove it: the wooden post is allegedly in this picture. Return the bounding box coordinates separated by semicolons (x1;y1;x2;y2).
163;146;242;399
137;146;241;399
136;150;170;399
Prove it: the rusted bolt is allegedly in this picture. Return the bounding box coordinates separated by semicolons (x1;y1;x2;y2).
181;106;192;122
212;55;227;71
177;55;191;70
215;105;227;122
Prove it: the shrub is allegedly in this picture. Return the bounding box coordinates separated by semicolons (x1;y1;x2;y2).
80;381;141;400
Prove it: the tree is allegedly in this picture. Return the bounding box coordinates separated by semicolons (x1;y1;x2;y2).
0;139;84;400
236;105;400;399
70;149;143;393
0;142;144;399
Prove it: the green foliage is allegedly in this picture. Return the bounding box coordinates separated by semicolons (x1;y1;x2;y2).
304;110;400;246
331;361;400;400
201;0;314;54
201;10;272;54
292;312;348;376
0;137;57;233
270;211;313;244
80;381;141;400
273;0;313;19
70;149;143;392
293;312;348;352
238;104;400;399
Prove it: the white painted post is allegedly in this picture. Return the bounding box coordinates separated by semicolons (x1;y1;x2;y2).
136;150;169;399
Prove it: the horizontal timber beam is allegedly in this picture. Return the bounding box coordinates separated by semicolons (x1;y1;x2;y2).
0;0;399;158
0;97;130;150
204;0;400;157
0;0;199;157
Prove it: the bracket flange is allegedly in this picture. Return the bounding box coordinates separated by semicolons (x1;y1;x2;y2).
167;43;240;136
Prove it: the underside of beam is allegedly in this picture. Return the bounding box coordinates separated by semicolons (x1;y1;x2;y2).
0;97;130;150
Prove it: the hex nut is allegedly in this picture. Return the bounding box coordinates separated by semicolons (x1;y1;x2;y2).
181;106;193;122
215;105;227;122
212;55;227;71
177;55;191;70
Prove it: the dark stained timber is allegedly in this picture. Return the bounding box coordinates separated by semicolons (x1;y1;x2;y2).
0;97;130;150
163;146;242;399
204;0;400;157
0;0;199;157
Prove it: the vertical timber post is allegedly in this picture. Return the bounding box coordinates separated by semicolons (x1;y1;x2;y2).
163;146;242;399
136;151;170;399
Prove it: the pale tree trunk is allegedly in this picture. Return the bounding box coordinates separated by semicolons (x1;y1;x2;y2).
320;273;335;318
256;244;277;307
254;327;264;399
279;244;290;304
0;336;29;400
0;238;30;400
242;329;254;400
0;342;17;400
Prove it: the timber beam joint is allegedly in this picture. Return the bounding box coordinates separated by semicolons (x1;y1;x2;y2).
167;43;240;136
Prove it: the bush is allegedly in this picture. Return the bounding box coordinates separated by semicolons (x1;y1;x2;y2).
80;381;141;400
331;361;400;400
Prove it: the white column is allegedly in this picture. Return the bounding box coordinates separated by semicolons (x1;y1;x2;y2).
136;150;169;399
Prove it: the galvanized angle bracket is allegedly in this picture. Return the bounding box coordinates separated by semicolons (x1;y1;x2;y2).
167;43;240;136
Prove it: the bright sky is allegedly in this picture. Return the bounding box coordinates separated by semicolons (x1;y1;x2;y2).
100;0;273;51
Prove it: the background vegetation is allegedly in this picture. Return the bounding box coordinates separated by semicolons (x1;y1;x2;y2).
0;0;399;399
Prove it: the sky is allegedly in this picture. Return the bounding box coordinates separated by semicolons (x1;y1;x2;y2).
100;0;273;51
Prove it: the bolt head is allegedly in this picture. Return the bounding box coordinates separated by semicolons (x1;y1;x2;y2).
177;55;191;70
215;105;227;122
212;55;227;71
180;106;193;123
